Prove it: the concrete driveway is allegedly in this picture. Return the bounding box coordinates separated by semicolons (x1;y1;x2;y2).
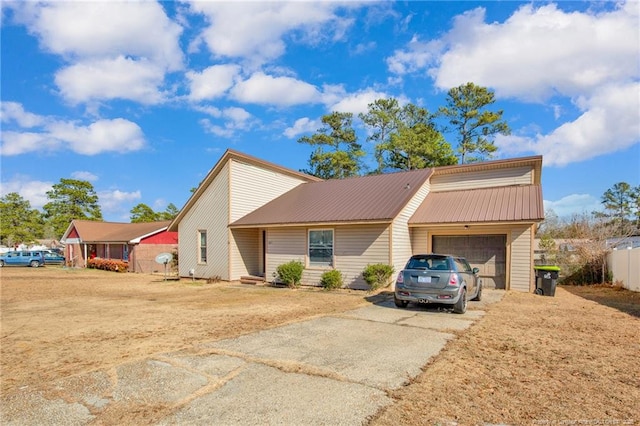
3;290;504;425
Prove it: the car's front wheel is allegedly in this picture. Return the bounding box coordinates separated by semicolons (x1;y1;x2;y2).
394;295;409;308
0;260;4;267
30;260;40;268
453;288;467;314
472;282;482;301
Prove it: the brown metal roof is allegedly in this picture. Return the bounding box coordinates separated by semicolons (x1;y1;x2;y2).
409;185;544;225
63;220;171;243
230;168;433;227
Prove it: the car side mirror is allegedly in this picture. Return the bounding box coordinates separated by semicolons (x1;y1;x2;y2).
472;267;480;274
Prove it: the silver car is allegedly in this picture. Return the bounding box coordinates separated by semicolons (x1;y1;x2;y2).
394;254;482;314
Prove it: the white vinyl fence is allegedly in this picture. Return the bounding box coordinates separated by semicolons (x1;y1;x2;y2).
607;247;640;292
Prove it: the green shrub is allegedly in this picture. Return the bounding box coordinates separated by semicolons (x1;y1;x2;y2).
276;260;304;288
320;269;343;290
362;263;395;291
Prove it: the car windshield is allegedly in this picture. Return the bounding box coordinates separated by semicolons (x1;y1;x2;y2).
406;256;450;270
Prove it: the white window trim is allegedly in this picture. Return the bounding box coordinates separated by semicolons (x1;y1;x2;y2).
307;228;334;269
198;230;207;264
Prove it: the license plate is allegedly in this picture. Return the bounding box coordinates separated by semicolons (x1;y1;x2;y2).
417;275;431;284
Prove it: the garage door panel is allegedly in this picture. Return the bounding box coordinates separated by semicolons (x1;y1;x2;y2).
432;235;506;290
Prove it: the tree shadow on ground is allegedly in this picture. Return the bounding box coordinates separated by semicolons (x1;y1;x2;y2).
562;284;640;318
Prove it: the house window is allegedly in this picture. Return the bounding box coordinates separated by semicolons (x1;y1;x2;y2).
198;230;207;263
308;229;333;267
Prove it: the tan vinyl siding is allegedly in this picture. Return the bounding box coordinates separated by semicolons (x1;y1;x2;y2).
333;224;390;290
392;181;430;275
412;228;429;254
229;159;308;222
510;225;534;292
265;228;307;282
230;228;259;279
178;162;230;280
431;166;533;191
265;225;390;289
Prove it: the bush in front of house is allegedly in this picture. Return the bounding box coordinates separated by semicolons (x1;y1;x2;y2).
320;269;343;290
276;260;304;288
87;258;128;273
362;263;395;291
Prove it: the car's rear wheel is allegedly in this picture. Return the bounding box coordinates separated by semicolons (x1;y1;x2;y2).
0;260;4;267
394;295;409;308
472;282;482;301
453;288;467;314
30;260;40;268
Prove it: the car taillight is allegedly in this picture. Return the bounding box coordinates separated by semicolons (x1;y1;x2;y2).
396;272;404;284
449;274;459;286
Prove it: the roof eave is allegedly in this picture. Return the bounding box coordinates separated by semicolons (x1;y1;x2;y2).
129;227;169;243
409;219;544;227
229;219;394;229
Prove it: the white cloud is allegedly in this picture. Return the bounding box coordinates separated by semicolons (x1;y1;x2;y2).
544;194;601;218
199;118;233;138
230;72;320;107
8;1;183;105
187;2;356;67
11;1;183;70
0;176;53;210
327;89;391;115
46;119;146;155
497;82;640;166
223;107;251;124
98;189;142;214
186;64;241;101
55;57;167;105
429;3;639;101
198;107;254;137
71;171;98;182
0;103;146;156
284;117;320;139
386;35;440;75
1;101;47;127
0;132;57;156
388;2;640;167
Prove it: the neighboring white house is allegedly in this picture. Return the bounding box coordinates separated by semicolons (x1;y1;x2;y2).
169;149;544;292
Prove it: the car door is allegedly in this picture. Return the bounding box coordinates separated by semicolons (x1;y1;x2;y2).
7;252;24;266
455;258;475;297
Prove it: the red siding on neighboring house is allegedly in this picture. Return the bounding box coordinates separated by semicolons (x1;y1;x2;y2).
68;227;80;238
140;231;178;244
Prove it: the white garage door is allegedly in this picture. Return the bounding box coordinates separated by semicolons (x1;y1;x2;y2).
432;235;507;289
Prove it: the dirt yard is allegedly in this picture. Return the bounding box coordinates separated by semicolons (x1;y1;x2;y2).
2;268;639;425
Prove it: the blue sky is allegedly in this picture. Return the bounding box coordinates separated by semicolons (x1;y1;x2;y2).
1;1;639;223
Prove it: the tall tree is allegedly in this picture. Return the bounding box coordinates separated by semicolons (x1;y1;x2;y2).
597;182;637;235
438;82;510;164
0;192;44;246
298;112;365;179
160;203;180;221
359;98;402;171
131;202;179;223
130;203;158;223
373;103;457;171
43;178;103;238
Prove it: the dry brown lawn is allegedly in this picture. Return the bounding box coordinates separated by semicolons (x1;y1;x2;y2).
371;285;640;425
1;267;639;425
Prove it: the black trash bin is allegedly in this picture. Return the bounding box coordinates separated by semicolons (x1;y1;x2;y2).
534;266;560;296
